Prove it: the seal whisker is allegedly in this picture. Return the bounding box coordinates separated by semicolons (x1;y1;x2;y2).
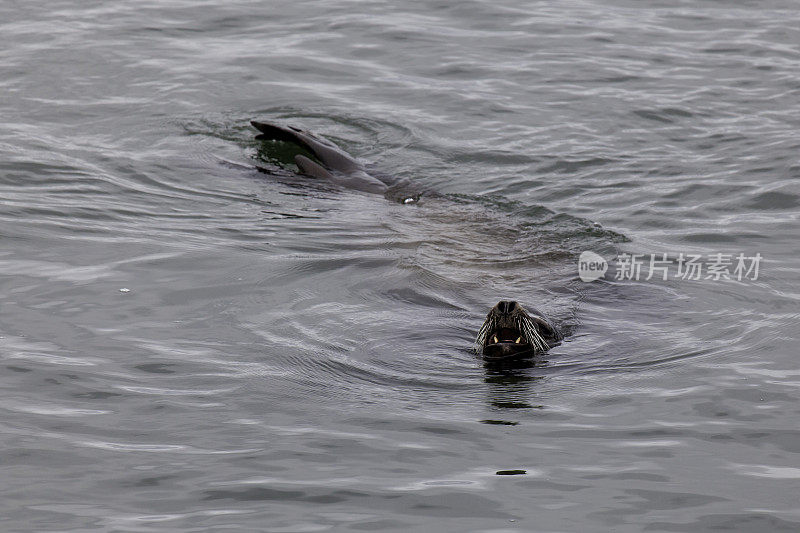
517;315;547;353
474;316;496;352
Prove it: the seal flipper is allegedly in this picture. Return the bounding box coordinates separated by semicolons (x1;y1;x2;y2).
294;154;334;180
252;119;393;195
252;121;307;145
251;120;361;174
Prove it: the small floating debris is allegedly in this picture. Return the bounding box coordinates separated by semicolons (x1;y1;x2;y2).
479;419;519;426
496;469;527;476
119;288;130;293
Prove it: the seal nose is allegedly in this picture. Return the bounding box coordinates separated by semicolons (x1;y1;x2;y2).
494;300;518;315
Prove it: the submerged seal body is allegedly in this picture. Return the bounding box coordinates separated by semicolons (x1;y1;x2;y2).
251;122;562;360
476;301;561;360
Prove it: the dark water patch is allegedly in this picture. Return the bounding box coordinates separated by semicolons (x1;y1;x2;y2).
661;182;754;201
350;519;411;530
746;190;800;210
538;157;616;174
204;487;307;502
645;513;800;532
6;366;33;373
134;363;177;374
445;149;539;166
624;488;728;509
681;232;742;243
71;391;124;401
0;447;95;468
632;107;695;124
203;485;512;519
584;472;670;482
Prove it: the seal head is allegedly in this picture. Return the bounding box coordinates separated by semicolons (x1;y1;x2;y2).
475;301;561;360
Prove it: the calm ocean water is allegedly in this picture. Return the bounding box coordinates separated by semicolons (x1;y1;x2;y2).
1;0;799;531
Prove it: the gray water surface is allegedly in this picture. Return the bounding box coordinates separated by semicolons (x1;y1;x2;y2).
2;0;800;531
